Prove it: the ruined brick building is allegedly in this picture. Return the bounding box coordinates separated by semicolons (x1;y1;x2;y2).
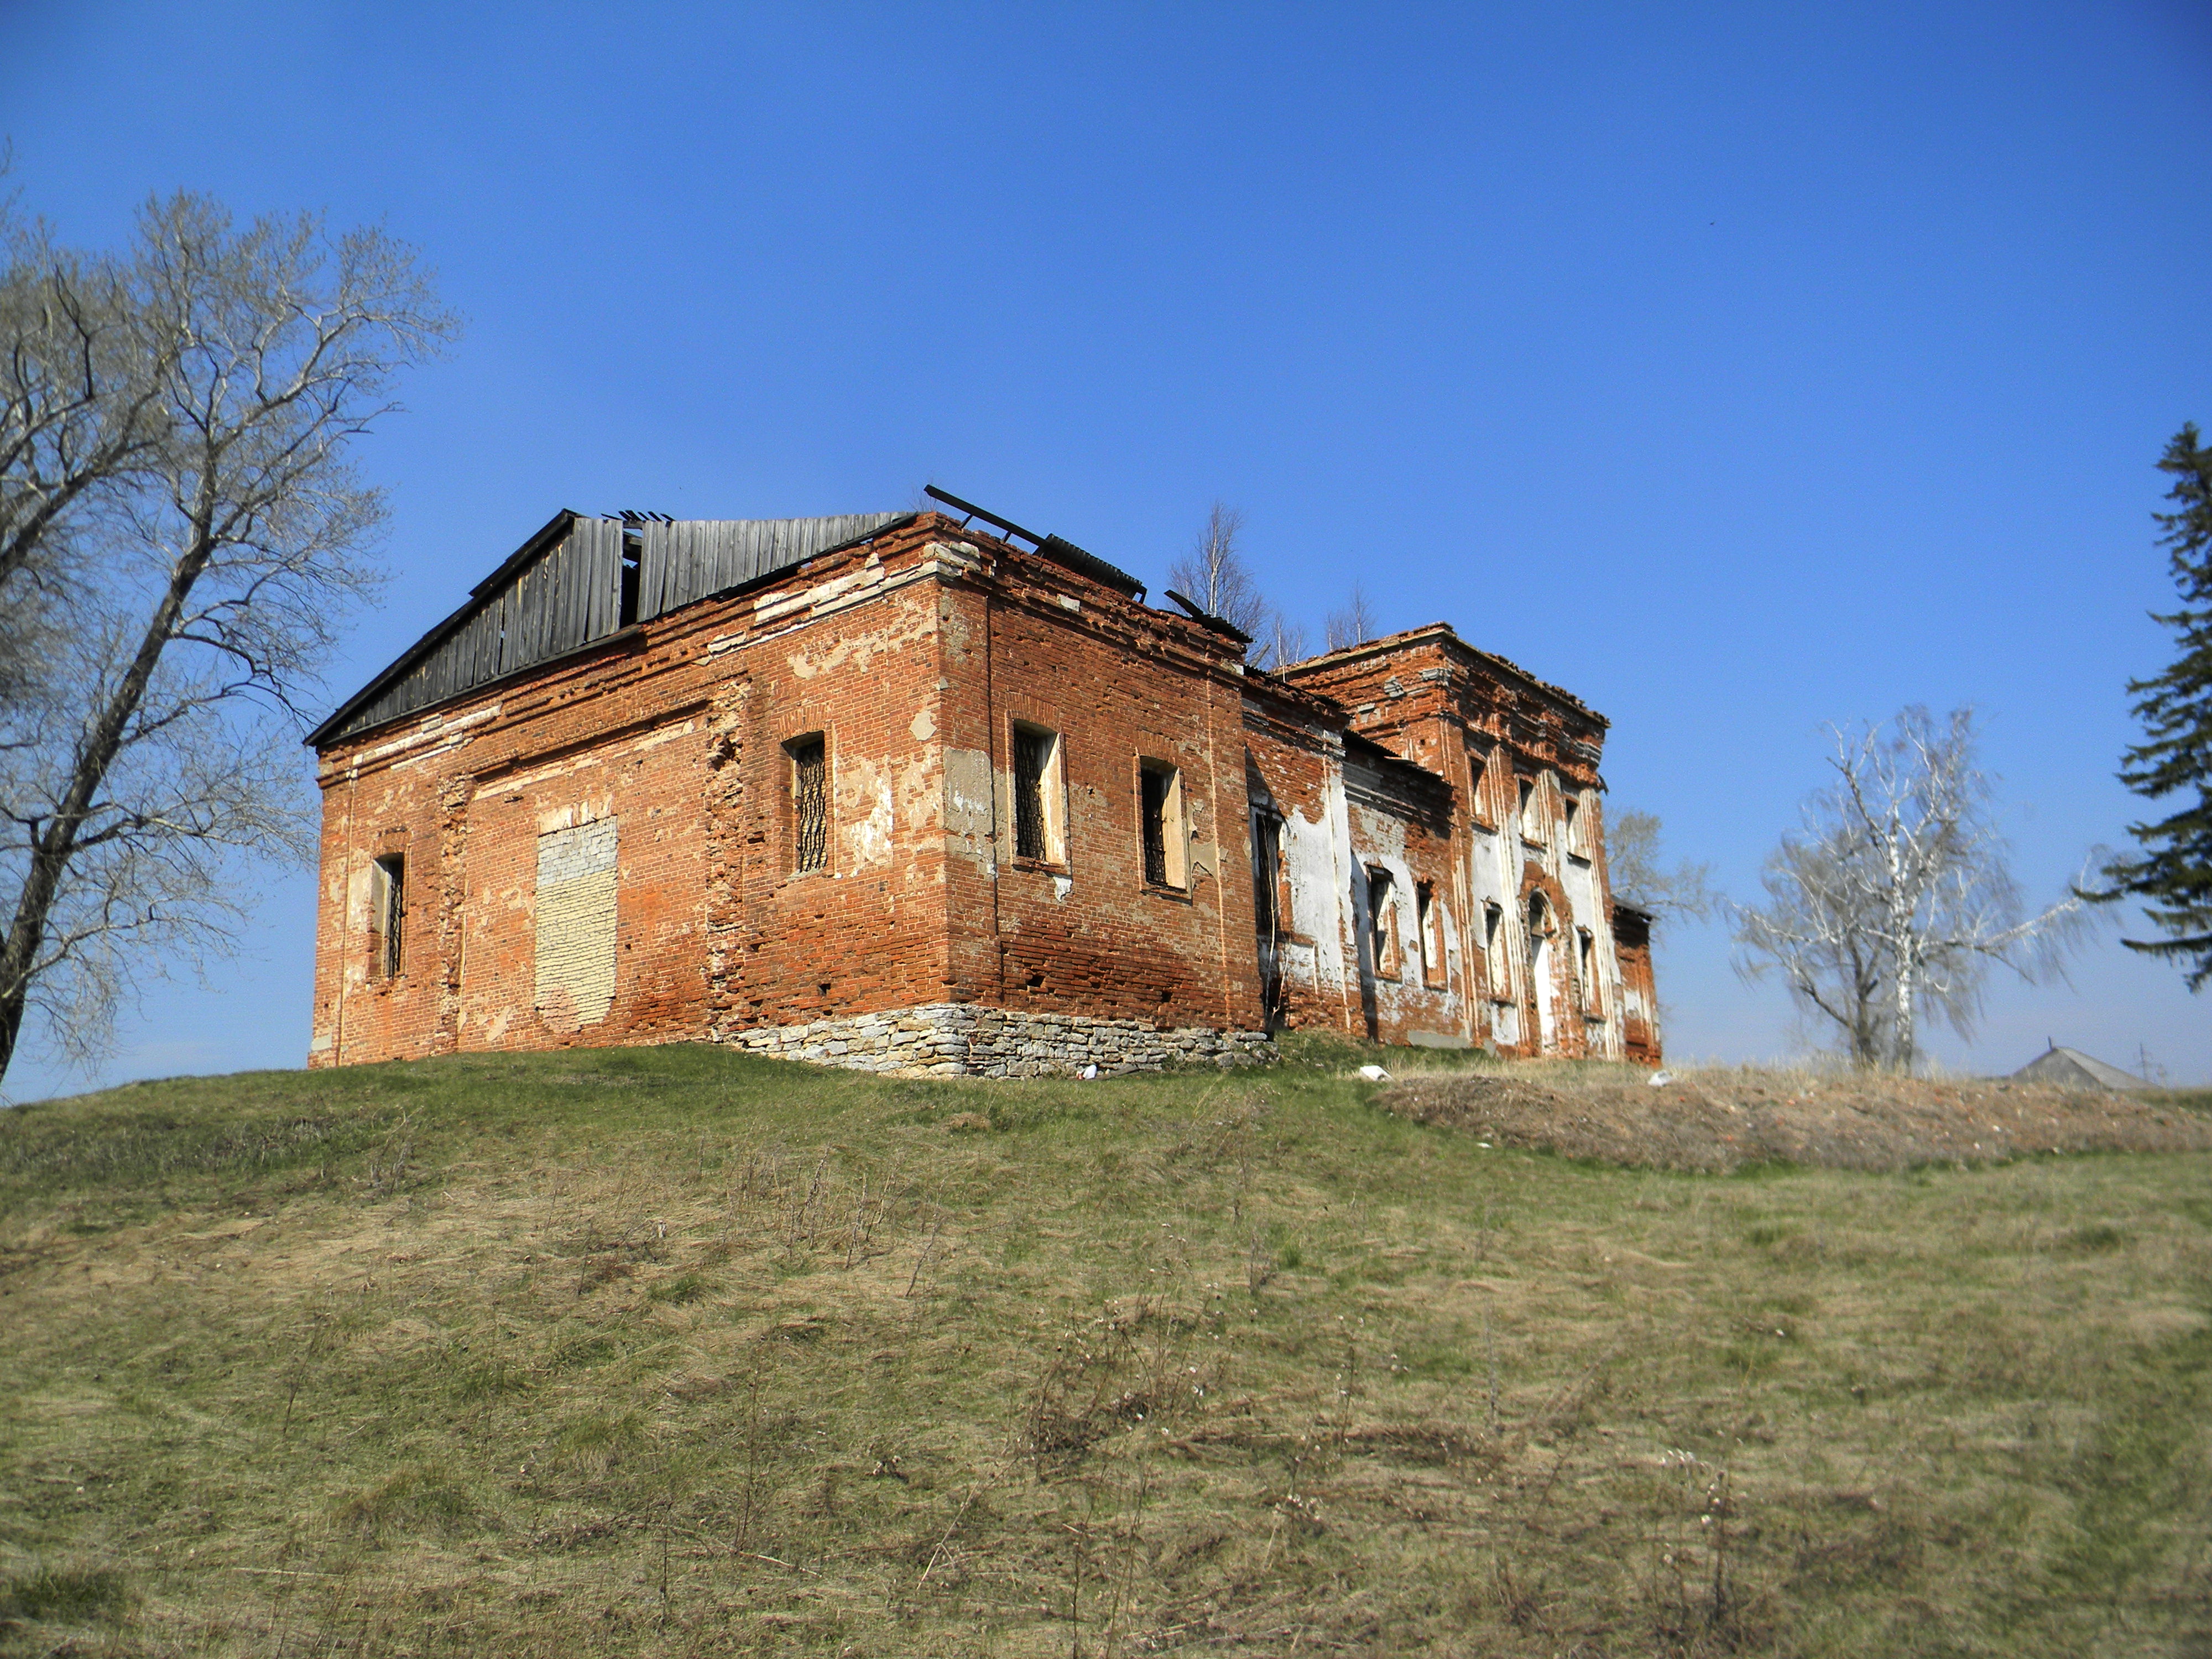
306;493;1660;1076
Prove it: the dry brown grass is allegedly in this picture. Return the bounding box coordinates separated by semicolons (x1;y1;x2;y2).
1;1040;2208;1655
1380;1064;2212;1172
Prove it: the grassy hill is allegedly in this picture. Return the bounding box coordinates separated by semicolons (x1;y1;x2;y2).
1;1041;2208;1656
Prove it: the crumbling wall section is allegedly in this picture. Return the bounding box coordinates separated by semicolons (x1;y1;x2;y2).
1280;627;1652;1062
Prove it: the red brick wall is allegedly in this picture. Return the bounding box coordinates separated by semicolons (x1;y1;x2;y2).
934;547;1265;1032
311;515;1272;1068
311;526;1655;1071
313;522;960;1067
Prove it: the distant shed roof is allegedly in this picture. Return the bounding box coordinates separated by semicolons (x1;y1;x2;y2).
2009;1044;2149;1091
308;510;912;748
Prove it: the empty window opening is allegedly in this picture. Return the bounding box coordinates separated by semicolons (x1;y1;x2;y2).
618;528;644;628
1139;760;1186;888
1417;883;1446;987
789;735;828;873
1013;723;1065;863
1252;813;1286;940
1518;776;1541;839
371;853;405;979
1578;927;1600;1011
1563;792;1580;852
1367;867;1401;979
1483;901;1506;998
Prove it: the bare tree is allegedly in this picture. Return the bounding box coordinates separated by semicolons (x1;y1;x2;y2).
1733;707;2088;1071
1606;810;1717;926
1324;583;1378;652
1166;502;1321;671
1258;611;1311;671
0;194;456;1084
1167;503;1267;637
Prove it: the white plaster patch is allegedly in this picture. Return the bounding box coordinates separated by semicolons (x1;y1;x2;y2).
943;746;995;872
910;706;936;742
358;702;499;767
534;795;615;837
849;763;896;870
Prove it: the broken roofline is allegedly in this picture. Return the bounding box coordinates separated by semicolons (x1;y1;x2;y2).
1280;623;1610;730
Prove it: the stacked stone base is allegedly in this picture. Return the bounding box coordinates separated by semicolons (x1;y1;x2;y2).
721;1003;1277;1078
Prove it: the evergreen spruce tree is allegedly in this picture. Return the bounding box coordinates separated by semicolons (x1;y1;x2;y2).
2088;424;2212;987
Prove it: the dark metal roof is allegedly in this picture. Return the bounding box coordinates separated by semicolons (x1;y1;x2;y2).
921;486;1146;600
308;510;912;749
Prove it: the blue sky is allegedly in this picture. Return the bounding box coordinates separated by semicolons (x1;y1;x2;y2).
4;1;2208;1097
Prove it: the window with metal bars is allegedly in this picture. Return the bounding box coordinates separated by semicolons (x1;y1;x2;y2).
789;735;827;872
372;854;405;979
1140;764;1172;887
1014;726;1055;861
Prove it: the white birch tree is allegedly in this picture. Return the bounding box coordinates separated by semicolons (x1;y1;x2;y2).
1734;707;2088;1070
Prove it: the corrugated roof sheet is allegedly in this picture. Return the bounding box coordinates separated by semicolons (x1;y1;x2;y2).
309;510;910;748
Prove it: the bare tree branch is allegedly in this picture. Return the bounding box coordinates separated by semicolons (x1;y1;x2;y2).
1606;810;1717;927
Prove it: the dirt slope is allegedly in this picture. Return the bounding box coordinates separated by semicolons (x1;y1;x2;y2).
1378;1068;2212;1172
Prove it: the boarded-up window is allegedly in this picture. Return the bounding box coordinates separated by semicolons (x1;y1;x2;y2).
1417;883;1446;988
1367;867;1400;979
371;854;405;979
790;736;827;872
535;818;618;1029
1139;761;1186;889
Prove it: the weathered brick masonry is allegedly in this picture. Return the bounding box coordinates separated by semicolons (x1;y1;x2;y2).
308;504;1658;1074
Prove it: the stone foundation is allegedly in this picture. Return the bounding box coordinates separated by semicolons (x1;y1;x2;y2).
720;1003;1277;1078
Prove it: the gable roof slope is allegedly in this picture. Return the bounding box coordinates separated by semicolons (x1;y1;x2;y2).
308;510;912;748
2008;1044;2149;1091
